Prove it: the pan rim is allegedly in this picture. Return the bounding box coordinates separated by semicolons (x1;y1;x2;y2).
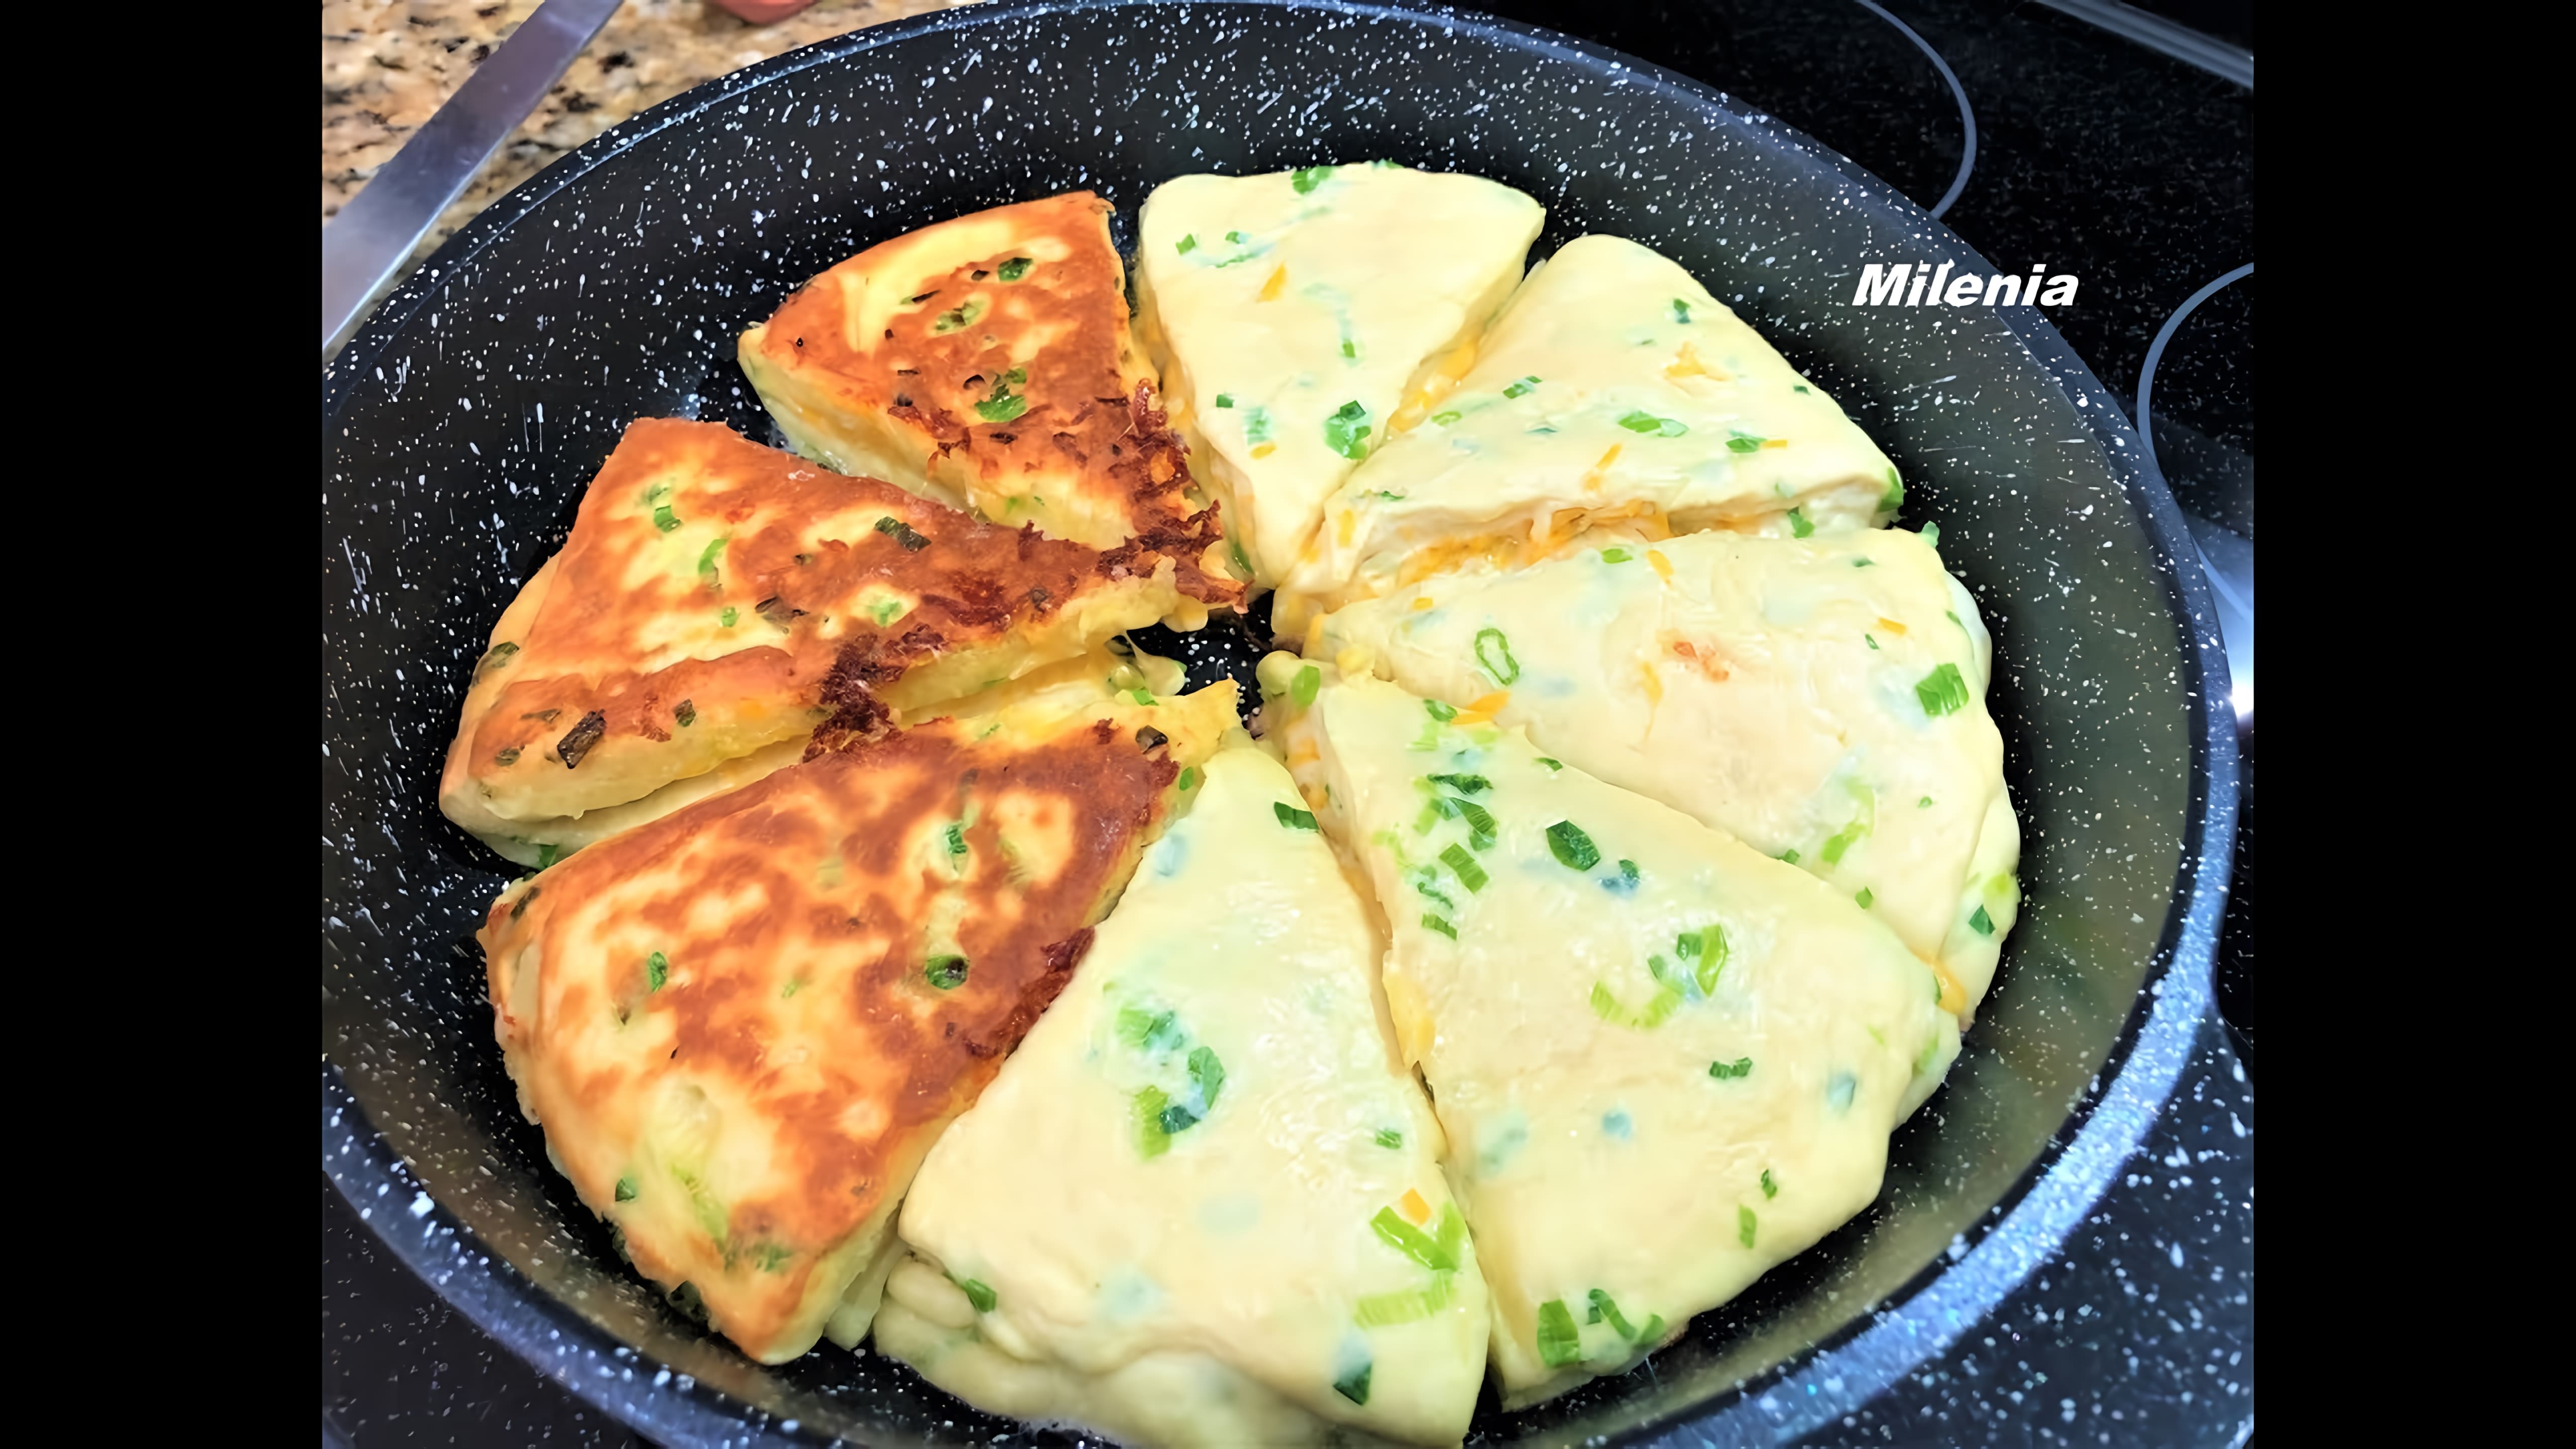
319;2;2241;1442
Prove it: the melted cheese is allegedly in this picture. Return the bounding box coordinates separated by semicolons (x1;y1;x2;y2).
1274;234;1904;633
877;743;1487;1446
1313;528;2020;1015
1133;163;1544;590
1264;661;1956;1408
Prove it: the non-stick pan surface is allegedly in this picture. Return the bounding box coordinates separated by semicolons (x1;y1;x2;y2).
319;2;2239;1442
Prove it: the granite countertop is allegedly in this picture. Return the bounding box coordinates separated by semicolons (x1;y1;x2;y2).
321;0;982;276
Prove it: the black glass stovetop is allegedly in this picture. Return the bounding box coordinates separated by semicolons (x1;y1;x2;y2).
324;3;2252;1443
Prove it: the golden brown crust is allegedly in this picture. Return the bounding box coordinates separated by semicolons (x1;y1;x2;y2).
453;417;1198;822
477;705;1184;1359
745;193;1241;604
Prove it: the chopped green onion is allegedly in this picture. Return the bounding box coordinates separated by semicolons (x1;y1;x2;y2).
1677;925;1727;994
754;1244;792;1272
477;640;520;676
1214;393;1235;408
1760;1169;1778;1199
925;955;969;989
1425;773;1489;794
1591;980;1682;1030
1424;699;1457;722
1587;1288;1641;1339
1969;904;1995;936
1536;1299;1583;1367
1882;469;1905;513
1725;430;1766;453
1124;687;1154;706
1709;1057;1752;1080
780;979;803;998
1502;375;1541;398
1341;338;1358;359
718;606;739;627
939;1272;996;1312
646;951;669;992
696;537;728;590
1787;508;1814;538
1431;409;1462;426
615;1176;637;1202
1865;633;1879;650
1920;521;1941;545
1333;1360;1372;1405
1187;1045;1227;1115
1355;1275;1453;1326
535;843;563;869
944;822;968;858
1292;664;1322;706
1777;847;1801;864
1536;757;1563;772
974;392;1028;424
1853;557;1877;568
1447;798;1498;850
1600;547;1633;562
1370;1206;1460;1272
1738;1205;1757;1248
1794;383;1812;393
1618;411;1688;437
1856;887;1875;908
1820;819;1868;865
1376;1128;1404;1149
931;298;986;333
1914;663;1970;717
1291;165;1335;193
1177;766;1199;791
1176;233;1200;256
873;515;931;551
1421;913;1458;939
653;504;681;533
1324;400;1372;460
1918;795;1933;808
1244;406;1273;445
1473;627;1521;685
1439;843;1488;893
1546;821;1600;871
1135;1087;1174;1157
1274;801;1319;831
1117;1006;1184;1055
1669;298;1693;324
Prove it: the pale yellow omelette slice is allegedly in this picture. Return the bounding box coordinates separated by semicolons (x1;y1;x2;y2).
1273;233;1903;638
877;739;1488;1447
1261;658;1956;1408
1311;527;2020;1016
1134;162;1544;594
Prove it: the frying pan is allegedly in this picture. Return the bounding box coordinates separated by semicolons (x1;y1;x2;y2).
319;1;2242;1442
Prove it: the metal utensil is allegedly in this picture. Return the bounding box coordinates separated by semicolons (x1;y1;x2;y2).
321;0;626;361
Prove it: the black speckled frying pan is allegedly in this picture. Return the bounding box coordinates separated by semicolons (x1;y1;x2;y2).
319;2;2239;1442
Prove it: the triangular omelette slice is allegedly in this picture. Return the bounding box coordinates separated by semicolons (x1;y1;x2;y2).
441;418;1222;867
1134;162;1544;592
477;682;1241;1365
1260;659;1956;1408
1272;234;1903;637
1312;527;2021;1016
739;191;1239;581
876;739;1489;1447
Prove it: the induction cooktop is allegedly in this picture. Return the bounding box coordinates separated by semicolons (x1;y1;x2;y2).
321;3;2252;1443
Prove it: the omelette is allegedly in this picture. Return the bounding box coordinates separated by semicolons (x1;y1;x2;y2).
1271;234;1903;638
875;740;1488;1447
1133;162;1545;592
1260;658;1957;1408
739;191;1237;578
440;417;1229;868
477;682;1242;1364
1311;528;2020;1016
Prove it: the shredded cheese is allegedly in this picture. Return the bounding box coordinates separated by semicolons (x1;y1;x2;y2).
1259;265;1288;302
1400;1188;1432;1225
1647;549;1674;581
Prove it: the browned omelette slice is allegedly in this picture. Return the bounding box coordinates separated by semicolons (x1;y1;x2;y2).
441;417;1227;866
477;681;1242;1364
738;191;1239;577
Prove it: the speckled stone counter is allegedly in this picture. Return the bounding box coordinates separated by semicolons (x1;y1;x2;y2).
322;0;985;278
